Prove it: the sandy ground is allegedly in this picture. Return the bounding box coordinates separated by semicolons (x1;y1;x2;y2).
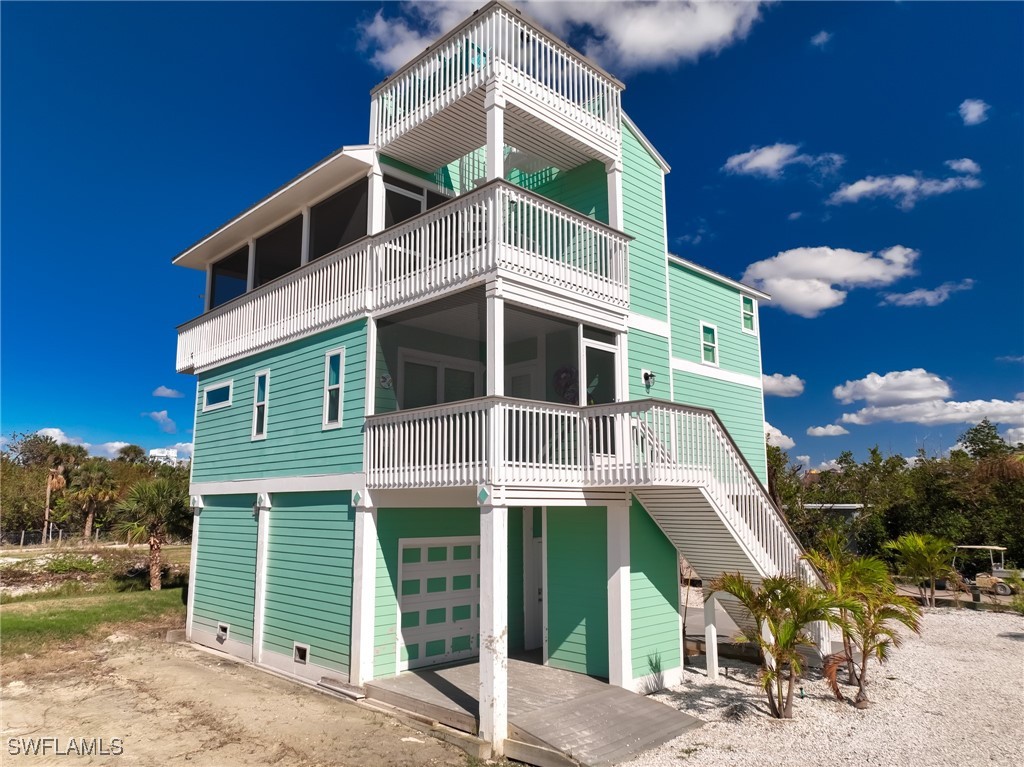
625;609;1024;767
1;636;467;767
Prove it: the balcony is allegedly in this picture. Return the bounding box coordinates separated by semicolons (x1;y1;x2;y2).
176;180;629;373
364;396;817;589
371;0;623;173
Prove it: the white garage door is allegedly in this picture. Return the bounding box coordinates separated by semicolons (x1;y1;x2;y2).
397;536;480;670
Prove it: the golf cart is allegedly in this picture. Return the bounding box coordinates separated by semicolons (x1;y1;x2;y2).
953;546;1019;596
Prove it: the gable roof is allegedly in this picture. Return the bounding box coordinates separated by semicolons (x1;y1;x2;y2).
668;253;771;301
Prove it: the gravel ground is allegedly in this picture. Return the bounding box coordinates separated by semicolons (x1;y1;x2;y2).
625;609;1024;767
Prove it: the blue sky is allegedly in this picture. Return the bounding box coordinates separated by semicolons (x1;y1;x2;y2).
2;1;1022;467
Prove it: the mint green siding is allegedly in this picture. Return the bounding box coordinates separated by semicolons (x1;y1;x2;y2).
622;122;668;320
192;320;367;482
673;371;767;483
263;492;354;674
630;499;680;678
524;160;608;223
627;328;671;402
192;494;258;643
668;262;760;378
546;507;608;678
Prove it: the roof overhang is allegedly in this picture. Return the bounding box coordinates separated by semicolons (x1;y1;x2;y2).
172;145;376;271
668;253;771;301
622;112;670;174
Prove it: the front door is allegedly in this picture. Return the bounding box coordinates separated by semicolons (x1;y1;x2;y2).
522;508;544;651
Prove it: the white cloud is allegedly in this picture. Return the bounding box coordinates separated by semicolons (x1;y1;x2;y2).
997;355;1024;363
142;410;177;434
742;245;918;318
92;441;131;459
945;158;981;175
34;428;131;459
829;169;982;211
787;211;802;221
169;442;194;459
841;399;1024;428
763;373;805;397
153;385;185;399
765;421;795;450
723;143;844;179
1004;427;1024;446
834;368;953;406
360;2;767;75
959;98;990;126
806;424;850;437
796;455;811;466
816;459;842;472
881;278;974;307
810;30;832;48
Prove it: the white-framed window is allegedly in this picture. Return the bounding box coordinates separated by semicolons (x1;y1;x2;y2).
700;323;719;367
741;295;757;335
251;370;269;440
322;348;345;429
202;380;233;411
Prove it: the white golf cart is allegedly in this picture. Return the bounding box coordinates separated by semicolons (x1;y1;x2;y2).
953;545;1019;596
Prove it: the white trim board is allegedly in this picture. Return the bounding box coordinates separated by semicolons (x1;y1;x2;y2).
671;356;762;390
189;473;366;497
627;312;670;338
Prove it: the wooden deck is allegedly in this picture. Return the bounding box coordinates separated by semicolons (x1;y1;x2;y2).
365;658;701;767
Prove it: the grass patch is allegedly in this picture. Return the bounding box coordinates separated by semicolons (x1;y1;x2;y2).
0;587;186;657
44;553;100;574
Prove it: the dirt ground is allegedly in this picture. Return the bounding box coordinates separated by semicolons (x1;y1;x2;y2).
1;635;469;767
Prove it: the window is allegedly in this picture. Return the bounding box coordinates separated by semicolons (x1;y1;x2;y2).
203;380;233;411
254;215;302;287
741;295;757;335
384;175;426;227
700;323;719;366
309;180;369;260
323;349;345;429
210;246;249;309
252;371;269;439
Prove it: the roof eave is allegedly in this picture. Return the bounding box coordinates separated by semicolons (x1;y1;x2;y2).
668;253;770;301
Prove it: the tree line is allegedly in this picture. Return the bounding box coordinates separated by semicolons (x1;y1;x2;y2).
767;419;1024;567
0;433;191;547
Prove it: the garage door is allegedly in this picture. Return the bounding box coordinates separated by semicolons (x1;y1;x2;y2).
397;536;479;670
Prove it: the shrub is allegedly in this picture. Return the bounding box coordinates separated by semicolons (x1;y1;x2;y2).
44;554;99;574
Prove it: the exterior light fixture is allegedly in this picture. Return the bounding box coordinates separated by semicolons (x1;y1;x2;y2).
643;370;656;389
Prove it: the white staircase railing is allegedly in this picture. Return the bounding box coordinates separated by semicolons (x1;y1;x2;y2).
176;180;629;373
365;397;820;593
371;1;622;153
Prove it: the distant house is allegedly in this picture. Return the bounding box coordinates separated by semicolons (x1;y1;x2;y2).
147;448;183;466
172;1;824;755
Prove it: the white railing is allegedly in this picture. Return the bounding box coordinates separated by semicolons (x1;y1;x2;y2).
176;180;629;372
365;397;819;590
371;1;622;151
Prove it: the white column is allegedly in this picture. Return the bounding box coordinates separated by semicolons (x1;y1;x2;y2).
607;501;632;689
245;238;256;291
704;591;719;681
368;96;380;146
485;77;506;182
367;163;386;235
364;317;378;418
486;289;504;396
350;505;378;686
204;266;213;312
606;157;623;230
252;494;272;664
185;502;203;642
479;504;509;753
300;205;311;265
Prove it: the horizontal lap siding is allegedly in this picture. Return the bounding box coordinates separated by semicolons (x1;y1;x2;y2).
526;160;609;223
627;328;670;402
672;371;768;484
192;319;367;482
192;494;258;643
263;491;354;674
373;508;481;679
546;507;608;679
668;263;760;378
629;499;680;678
623;123;667;321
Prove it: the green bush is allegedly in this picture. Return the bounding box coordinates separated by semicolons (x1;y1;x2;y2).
44;554;99;574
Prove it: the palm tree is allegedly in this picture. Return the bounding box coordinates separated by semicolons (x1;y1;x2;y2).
115;477;190;590
847;578;921;708
41;442;87;542
709;572;854;719
68;459;120;540
884;532;955;607
116;444;147;464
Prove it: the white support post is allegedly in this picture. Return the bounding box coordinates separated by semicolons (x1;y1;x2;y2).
252;494;272;664
367;163;385;236
704;591;719;681
204;265;213;312
364;317;378;418
246;238;255;291
486;289;505;397
350;505;378;686
607;501;632;689
185;504;202;642
485;77;506;182
606;157;623;231
300;205;311;265
368;96;380;146
479;504;509;753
